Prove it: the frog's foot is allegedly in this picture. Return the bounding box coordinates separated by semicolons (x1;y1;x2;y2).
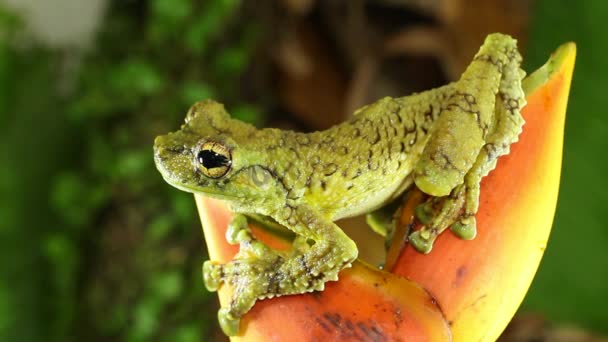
202;214;285;335
366;198;404;250
204;247;348;336
204;253;286;336
202;214;276;291
203;213;356;336
409;182;479;253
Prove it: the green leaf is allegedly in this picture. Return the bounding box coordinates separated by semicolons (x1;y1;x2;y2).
148;0;193;42
181;82;215;106
170;192;196;224
147;214;175;241
214;45;248;76
152;271;183;301
184;16;214;54
110;60;163;96
51;173;91;227
116;148;153;178
131;297;162;341
170;324;201;342
151;0;192;22
232;104;262;125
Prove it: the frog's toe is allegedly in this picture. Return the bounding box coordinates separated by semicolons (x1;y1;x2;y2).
214;257;285;335
451;216;477;240
409;229;436;254
415;201;435;225
218;307;241;336
203;261;223;291
226;214;251;245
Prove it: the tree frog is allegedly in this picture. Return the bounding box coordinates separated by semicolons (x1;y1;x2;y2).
153;33;525;335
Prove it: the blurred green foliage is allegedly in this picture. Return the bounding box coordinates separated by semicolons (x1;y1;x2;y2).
1;0;262;341
0;6;67;342
522;0;608;333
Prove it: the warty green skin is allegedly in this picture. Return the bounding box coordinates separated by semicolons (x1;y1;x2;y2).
153;33;525;336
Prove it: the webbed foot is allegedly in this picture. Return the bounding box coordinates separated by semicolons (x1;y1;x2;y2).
203;214;284;335
409;182;479;253
203;212;356;335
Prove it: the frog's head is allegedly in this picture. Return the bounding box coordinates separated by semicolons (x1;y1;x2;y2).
154;100;285;208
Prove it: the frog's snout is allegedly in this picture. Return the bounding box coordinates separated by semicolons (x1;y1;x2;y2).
153;133;191;173
153;134;172;153
153;131;203;191
153;135;164;153
153;134;170;169
153;131;192;158
153;134;174;161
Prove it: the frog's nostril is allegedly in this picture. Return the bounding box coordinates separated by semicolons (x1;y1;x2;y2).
154;134;189;159
154;135;166;147
154;136;174;162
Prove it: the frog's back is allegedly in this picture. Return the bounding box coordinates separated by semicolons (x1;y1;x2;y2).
262;93;444;219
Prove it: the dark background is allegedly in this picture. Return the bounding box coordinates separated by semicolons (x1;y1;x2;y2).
1;0;606;341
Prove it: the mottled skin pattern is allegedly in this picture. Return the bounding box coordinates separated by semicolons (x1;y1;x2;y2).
153;33;525;335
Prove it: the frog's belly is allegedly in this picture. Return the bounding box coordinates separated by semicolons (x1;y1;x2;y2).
332;175;413;220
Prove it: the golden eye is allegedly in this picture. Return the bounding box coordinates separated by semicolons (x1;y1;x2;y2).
196;142;232;178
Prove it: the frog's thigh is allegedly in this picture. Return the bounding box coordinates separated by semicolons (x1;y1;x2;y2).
413;99;486;197
451;101;524;239
413;33;521;197
407;95;491;253
458;56;525;227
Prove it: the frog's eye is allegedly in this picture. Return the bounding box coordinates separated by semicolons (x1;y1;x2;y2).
196;142;232;178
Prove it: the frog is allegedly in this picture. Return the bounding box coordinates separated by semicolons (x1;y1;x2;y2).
153;33;525;336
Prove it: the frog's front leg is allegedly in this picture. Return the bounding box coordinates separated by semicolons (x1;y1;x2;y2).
408;33;525;253
203;207;357;335
203;214;284;335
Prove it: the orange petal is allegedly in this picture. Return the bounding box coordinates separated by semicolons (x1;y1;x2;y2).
195;196;451;341
391;42;576;341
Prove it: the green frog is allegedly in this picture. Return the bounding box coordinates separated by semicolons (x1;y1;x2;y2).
153;33;525;335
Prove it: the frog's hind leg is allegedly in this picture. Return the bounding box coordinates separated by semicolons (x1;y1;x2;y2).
204;207;357;335
450;47;526;238
409;34;525;253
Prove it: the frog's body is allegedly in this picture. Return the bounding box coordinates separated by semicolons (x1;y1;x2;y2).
154;33;525;336
251;92;443;220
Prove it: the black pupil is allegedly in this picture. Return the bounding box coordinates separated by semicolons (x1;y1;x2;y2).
197;149;229;169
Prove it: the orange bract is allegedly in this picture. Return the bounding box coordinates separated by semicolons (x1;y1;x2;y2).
195;197;451;341
392;42;575;341
194;42;576;341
